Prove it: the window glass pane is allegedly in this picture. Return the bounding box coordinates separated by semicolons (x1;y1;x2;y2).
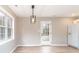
0;16;3;25
7;17;12;28
7;17;12;39
3;17;6;26
0;12;5;26
8;28;11;39
0;12;13;40
0;27;5;40
0;16;6;26
0;27;5;34
0;33;5;40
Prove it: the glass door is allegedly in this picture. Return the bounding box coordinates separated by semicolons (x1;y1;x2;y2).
40;21;52;45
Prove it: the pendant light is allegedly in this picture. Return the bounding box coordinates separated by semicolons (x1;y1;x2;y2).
30;5;36;24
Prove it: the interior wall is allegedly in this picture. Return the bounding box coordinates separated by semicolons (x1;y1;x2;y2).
17;17;73;46
17;17;40;46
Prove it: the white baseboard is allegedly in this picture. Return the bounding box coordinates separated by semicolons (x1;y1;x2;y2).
17;44;68;47
17;44;41;46
9;44;68;53
51;44;68;46
10;45;18;53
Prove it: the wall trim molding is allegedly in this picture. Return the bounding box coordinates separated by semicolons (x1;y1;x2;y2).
17;44;41;46
51;44;68;46
10;45;18;53
9;44;68;53
17;44;68;47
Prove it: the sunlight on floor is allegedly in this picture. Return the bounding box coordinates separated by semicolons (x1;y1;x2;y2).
40;46;52;53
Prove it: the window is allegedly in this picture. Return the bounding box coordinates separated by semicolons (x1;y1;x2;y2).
0;11;14;41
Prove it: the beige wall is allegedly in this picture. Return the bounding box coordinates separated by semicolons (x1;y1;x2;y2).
17;17;73;46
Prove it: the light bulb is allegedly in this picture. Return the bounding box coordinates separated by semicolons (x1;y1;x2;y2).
32;18;35;23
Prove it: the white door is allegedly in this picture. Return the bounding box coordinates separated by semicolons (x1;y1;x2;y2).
40;21;52;45
68;24;79;48
68;24;72;46
71;24;79;47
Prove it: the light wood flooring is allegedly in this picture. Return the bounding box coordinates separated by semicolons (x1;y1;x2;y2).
13;46;79;53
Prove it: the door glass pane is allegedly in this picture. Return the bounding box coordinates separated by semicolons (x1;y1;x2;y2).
41;23;49;41
42;24;49;36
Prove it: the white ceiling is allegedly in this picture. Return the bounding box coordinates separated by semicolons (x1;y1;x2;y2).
9;5;79;17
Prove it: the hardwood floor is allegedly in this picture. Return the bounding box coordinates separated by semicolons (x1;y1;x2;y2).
13;46;79;53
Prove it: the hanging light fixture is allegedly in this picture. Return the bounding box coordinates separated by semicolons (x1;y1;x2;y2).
30;5;36;24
